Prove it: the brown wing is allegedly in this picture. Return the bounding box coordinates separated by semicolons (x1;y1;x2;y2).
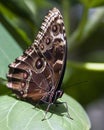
7;46;52;101
7;8;67;102
36;8;67;90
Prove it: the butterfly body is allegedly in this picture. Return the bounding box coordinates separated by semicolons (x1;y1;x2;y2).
7;8;67;108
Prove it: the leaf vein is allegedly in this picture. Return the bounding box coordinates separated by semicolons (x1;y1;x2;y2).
23;111;40;130
0;47;11;62
6;100;19;130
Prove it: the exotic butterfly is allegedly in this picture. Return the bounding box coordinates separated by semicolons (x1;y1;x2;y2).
7;7;70;120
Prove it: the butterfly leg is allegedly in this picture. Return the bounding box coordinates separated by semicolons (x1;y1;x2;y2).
41;102;53;121
55;101;73;120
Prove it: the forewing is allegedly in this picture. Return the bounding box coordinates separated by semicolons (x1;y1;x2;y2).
36;8;67;90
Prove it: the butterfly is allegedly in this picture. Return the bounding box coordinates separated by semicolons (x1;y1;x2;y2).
7;7;69;120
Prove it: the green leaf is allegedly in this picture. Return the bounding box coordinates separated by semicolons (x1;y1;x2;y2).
0;3;31;47
0;23;23;79
0;94;91;130
69;7;104;51
63;61;104;105
0;78;11;95
80;0;104;7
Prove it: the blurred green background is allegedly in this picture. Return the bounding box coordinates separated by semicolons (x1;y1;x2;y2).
0;0;104;129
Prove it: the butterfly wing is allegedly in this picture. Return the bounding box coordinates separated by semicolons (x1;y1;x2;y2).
36;8;67;92
7;8;67;102
7;46;52;101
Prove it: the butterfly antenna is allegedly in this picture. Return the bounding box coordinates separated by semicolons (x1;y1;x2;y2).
69;81;88;88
